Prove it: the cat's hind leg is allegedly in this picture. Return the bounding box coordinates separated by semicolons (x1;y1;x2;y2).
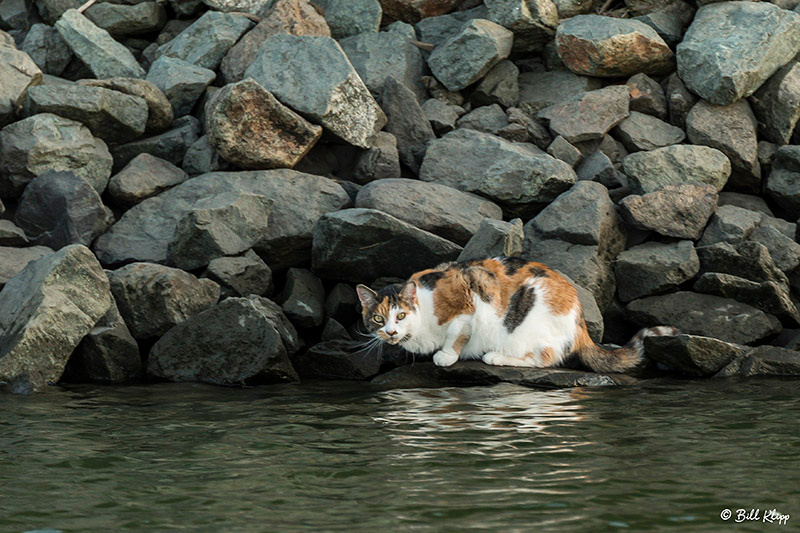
482;351;526;366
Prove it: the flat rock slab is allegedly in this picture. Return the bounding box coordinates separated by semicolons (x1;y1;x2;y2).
644;334;745;377
148;296;299;386
625;291;781;346
613;111;685;152
55;9;145;79
622;144;731;194
0;245;111;392
25;84;148;143
615;240;699;303
538;85;630;144
94;170;350;270
517;70;602;116
311;208;462;283
556;15;673;77
676;2;800;105
427;18;513;92
0;113;113;198
0;46;43;127
619;183;718;240
206;78;322;170
0;246;53;287
156;10;253;70
245;34;386;149
107;153;188;208
355;178;503;245
420;129;576;217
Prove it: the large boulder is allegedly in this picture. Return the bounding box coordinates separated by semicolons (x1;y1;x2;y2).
94;170;350;270
614;240;699;302
676;2;800;105
538;86;630;144
14;170;114;250
148;296;300;385
156;11;254;70
55;9;145;79
205;78;322;170
622;144;731;194
644;333;744;377
312;208;462;283
0;113;113;198
107;153;188;208
25;84;148;143
0;245;111;392
556;15;673;77
245;34;386;149
0;45;42;127
108;262;220;340
419;129;577;217
355;178;503;245
619;184;718;240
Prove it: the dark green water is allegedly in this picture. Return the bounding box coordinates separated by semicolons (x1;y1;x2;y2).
1;377;798;532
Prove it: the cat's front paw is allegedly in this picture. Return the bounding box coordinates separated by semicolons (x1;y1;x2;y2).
433;350;459;367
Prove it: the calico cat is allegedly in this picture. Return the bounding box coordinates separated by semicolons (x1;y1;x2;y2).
356;257;676;373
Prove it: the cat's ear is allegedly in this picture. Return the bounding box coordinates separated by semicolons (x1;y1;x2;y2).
356;284;378;309
400;281;417;302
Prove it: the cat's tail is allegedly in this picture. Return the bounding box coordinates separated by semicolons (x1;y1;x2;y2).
575;326;678;373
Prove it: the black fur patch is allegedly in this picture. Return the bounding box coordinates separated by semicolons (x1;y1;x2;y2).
503;285;537;332
377;284;402;306
501;256;529;276
528;265;547;278
418;271;445;289
464;267;494;303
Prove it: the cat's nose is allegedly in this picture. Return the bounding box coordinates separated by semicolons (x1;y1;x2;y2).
386;330;397;337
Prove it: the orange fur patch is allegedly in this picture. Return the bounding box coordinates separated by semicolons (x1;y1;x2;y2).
452;333;470;355
542;272;578;316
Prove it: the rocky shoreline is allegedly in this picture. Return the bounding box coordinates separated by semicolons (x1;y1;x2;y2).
2;0;800;394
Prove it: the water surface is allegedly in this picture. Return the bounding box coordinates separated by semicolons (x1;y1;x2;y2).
2;378;798;532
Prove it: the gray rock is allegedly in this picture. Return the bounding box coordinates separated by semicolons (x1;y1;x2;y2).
552;0;594;18
502;107;552;149
0;0;32;30
148;296;300;385
20;23;71;76
219;0;331;85
85;1;167;36
632;6;687;47
108;262;220;339
538;86;630;144
735;346;800;377
619;184;718;240
695;272;800;327
94;170;350;270
156;11;254;70
325;0;381;39
339;30;426;102
524;180;626;259
79;77;174;134
204;249;273;298
414;6;487;46
320;318;351;341
615;240;699;302
0;245;111;391
749;223;800;274
381;77;434;173
278;268;325;328
427;19;513;92
166;0;203;17
625;291;781;345
36;0;82;25
573;278;604;343
167;192;274;271
0;220;27;246
485;0;558;53
69;295;140;384
576;151;623;189
420;129;577;217
146;55;215;118
25;84;148;143
352;131;401;184
556;15;673;77
765;145;800;217
355;178;503;245
108;153;188;208
0;246;53;287
718;191;773;217
644;333;744;376
201;0;274;15
676;2;800;105
456;103;508;135
517;70;602;116
0;113;112;198
547;136;582;167
55;9;145;79
205;78;322;170
697;205;764;248
623;144;731;195
458;218;523;262
759;141;780;177
246;34;386;149
470;60;519;108
626;72;667;120
750;58;800;146
182;135;230;177
698;241;789;293
111;115;201;171
662;72;697;130
14;170;113;250
0;30;14;48
293;339;408;381
312;208;462;283
421;98;462;135
613;111;685;152
0;46;42;128
685;99;760;193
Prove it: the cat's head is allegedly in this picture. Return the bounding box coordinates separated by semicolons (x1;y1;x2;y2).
355;282;418;345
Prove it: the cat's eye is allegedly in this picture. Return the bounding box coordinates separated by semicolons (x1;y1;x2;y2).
372;315;384;324
397;312;406;321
